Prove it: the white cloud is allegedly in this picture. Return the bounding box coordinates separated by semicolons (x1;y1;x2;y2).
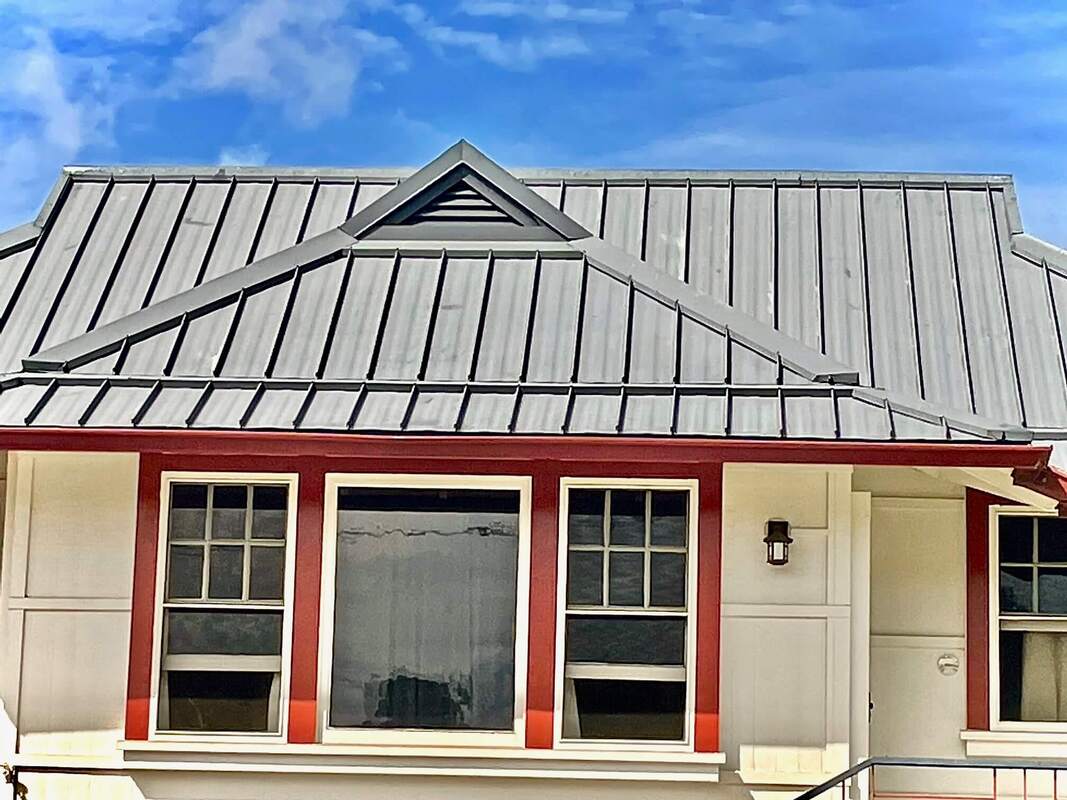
2;0;188;40
218;143;270;166
458;1;632;24
0;30;119;228
175;0;406;125
387;1;590;69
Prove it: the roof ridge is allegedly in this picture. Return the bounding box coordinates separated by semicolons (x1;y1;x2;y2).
57;164;1018;185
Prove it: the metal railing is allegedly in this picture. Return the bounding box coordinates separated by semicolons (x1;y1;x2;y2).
796;757;1067;800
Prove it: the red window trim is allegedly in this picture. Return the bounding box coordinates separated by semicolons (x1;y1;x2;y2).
125;451;724;751
965;488;1022;732
965;488;994;731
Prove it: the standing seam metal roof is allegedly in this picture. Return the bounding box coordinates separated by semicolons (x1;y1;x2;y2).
0;140;1059;441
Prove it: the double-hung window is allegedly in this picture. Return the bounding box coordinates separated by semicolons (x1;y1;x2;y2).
319;475;530;745
557;479;697;745
154;474;297;737
995;510;1067;725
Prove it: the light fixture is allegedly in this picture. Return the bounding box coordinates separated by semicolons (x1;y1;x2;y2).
763;519;792;566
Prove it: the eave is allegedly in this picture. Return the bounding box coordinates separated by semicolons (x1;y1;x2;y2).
0;427;1049;469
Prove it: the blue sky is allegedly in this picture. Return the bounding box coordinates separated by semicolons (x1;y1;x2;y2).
1;0;1065;243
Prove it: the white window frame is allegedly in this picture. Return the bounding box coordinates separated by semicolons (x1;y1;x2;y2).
989;504;1067;732
149;471;299;743
553;477;699;752
317;472;532;747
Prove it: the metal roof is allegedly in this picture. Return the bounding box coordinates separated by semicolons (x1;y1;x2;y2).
0;374;1026;441
0;140;1058;442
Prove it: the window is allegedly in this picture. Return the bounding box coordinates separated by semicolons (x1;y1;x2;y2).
320;475;530;745
557;481;696;745
154;475;296;736
995;512;1067;724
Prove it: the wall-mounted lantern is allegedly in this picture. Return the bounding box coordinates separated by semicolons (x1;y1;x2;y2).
763;519;793;566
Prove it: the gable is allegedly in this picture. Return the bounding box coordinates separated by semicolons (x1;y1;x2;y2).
342;140;591;243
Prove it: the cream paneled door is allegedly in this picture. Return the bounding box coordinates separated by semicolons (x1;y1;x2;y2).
868;497;976;795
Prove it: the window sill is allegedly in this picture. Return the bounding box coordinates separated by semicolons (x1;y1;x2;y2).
962;729;1067;758
109;740;725;782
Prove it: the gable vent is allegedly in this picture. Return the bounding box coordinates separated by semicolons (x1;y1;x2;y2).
405;181;517;225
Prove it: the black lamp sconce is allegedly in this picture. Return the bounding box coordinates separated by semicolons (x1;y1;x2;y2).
763;519;793;566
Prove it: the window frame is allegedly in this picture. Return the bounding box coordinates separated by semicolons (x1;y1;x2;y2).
317;472;532;747
553;476;700;751
149;471;299;743
989;504;1067;732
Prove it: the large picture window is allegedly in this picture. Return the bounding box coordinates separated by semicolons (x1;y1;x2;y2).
995;511;1067;725
153;474;297;737
556;480;697;746
319;475;530;745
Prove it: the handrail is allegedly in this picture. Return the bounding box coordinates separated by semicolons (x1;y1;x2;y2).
794;756;1067;800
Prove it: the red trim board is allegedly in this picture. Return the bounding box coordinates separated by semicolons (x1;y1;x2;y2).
965;488;1022;731
0;427;1050;469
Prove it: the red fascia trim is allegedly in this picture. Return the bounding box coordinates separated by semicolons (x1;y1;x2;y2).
0;428;1050;469
694;463;723;752
125;453;162;740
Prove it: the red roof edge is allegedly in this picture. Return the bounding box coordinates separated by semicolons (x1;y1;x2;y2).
1013;464;1067;515
0;427;1052;469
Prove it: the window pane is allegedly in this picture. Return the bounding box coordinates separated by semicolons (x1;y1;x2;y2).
1001;566;1033;613
567;550;603;606
208;545;243;600
1000;631;1067;722
608;551;644;606
1039;518;1067;563
567;679;684;741
167;545;203;600
999;516;1034;563
249;546;285;601
568;489;604;545
169;484;207;540
166;671;274;732
565;616;685;665
252;485;288;540
330;487;520;730
212;485;248;539
651;491;687;547
650;552;686;607
166;610;282;655
1039;568;1067;614
609;490;645;546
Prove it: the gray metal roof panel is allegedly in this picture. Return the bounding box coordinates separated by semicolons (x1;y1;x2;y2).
36;181;149;352
6;140;1062;443
675;393;726;436
459;389;514;432
86;383;152;427
250;182;312;262
299;388;355;429
191;386;257;428
240;386;301;429
0;374;1033;442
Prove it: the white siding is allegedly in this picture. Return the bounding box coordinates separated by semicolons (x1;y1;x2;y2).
0;451;137;800
720;464;856;784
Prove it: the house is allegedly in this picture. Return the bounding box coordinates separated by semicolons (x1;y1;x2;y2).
1;139;1067;799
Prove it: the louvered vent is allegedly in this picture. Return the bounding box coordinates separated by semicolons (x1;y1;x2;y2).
405;181;517;225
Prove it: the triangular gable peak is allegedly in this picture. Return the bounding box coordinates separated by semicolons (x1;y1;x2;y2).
341;140;591;242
